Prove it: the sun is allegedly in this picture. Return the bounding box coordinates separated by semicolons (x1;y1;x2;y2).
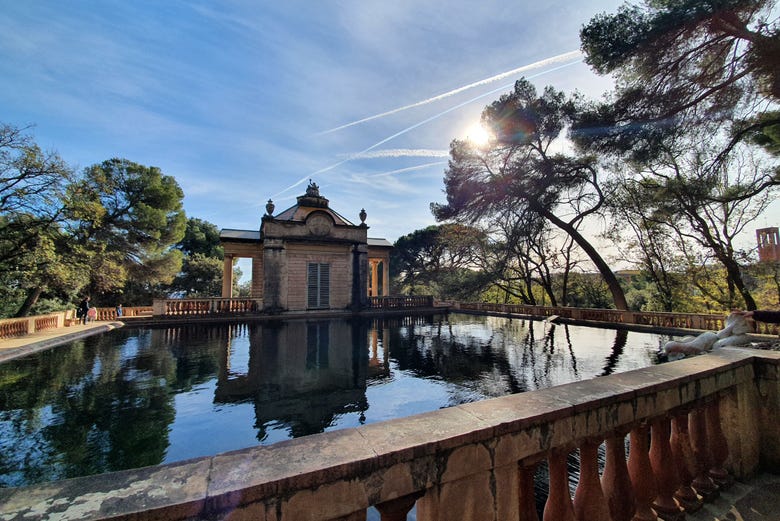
465;122;491;147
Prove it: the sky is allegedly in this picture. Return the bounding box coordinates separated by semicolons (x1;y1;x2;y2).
3;1;776;265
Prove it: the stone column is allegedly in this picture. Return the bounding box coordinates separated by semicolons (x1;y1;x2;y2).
371;260;379;298
383;257;390;296
222;254;234;298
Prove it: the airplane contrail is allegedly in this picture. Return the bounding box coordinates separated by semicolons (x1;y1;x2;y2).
318;50;582;135
366;161;449;178
274;58;582;199
347;149;449;159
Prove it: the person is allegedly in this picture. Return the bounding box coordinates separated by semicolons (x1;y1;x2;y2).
78;296;90;325
738;310;780;324
87;306;97;323
116;304;123;318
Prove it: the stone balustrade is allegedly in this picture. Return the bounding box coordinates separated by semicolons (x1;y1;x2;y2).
3;348;778;521
456;302;780;336
368;295;435;309
0;312;66;339
152;298;261;316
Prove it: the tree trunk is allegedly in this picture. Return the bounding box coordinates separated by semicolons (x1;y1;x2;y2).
14;287;43;317
719;253;757;310
540;209;629;310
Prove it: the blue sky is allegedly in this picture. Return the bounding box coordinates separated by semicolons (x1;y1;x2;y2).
1;0;629;243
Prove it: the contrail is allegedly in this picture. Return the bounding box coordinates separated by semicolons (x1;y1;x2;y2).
347;148;449;159
366;161;449;178
319;50;582;135
274;59;582;199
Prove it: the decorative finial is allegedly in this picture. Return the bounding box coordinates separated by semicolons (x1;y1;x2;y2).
265;199;275;217
359;208;367;224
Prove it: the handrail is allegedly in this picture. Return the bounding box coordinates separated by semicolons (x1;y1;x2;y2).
3;349;779;520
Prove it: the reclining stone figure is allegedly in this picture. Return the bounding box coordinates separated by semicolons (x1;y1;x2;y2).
663;312;754;360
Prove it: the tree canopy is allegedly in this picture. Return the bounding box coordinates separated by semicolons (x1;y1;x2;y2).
433;79;629;310
578;0;779;161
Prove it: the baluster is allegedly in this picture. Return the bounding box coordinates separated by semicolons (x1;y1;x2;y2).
543;449;576;521
705;398;731;489
375;492;421;521
689;407;718;500
649;417;684;521
574;439;613;521
519;463;540;521
628;423;659;521
602;430;636;521
670;411;702;513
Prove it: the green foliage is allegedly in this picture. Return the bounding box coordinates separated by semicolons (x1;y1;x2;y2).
66;158;187;305
577;0;779;160
390;224;484;299
178;218;224;259
171;253;223;297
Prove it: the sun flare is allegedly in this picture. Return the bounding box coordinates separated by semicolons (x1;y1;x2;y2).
465;123;491;147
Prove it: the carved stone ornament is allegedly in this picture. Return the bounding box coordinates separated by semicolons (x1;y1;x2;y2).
265;199;275;216
307;213;332;236
359;208;367;224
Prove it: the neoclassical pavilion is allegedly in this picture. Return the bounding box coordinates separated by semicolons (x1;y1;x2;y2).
219;182;392;312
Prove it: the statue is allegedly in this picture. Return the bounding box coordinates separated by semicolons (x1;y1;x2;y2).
306;179;320;197
663;312;754;360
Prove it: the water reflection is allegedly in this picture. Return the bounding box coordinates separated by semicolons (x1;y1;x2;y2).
0;314;667;487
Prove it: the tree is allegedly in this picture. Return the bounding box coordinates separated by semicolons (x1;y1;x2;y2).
606;127;775;310
432;79;629;310
67;158;186;305
177;218;224;259
390;224;484;298
0;124;83;316
578;0;779;161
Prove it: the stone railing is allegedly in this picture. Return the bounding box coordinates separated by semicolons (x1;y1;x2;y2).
93;306;153;321
152;298;261;317
455;302;735;332
0;312;66;339
4;349;778;520
368;295;435;309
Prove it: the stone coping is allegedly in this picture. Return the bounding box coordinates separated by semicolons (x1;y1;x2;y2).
1;349;778;520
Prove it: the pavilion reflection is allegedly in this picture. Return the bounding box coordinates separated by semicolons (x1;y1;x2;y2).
212;319;384;439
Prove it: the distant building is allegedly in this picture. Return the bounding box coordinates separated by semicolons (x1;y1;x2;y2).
219;181;392;312
757;227;780;263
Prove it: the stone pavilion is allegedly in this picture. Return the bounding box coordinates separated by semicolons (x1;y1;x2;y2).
219;182;392;312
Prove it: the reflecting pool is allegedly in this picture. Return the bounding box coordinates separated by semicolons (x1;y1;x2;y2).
0;313;673;487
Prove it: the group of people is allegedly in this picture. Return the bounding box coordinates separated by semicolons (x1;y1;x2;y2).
76;297;123;324
77;296;96;324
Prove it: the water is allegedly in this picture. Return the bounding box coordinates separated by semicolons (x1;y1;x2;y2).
0;313;672;488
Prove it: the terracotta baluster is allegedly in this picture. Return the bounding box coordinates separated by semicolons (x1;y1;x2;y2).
519;463;540;521
574;439;613;521
649;416;684;521
705;398;731;489
689;407;718;500
543;450;577;521
628;423;659;521
602;431;636;521
670;411;702;513
375;493;421;521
